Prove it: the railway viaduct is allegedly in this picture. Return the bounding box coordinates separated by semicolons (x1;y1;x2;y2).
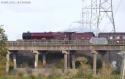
6;40;125;75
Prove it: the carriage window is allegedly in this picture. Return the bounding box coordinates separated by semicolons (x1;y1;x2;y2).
81;37;84;39
42;38;46;40
109;36;113;39
116;36;120;39
116;40;120;43
123;36;125;39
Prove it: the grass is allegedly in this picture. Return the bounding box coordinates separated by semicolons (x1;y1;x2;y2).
0;75;121;79
0;75;64;79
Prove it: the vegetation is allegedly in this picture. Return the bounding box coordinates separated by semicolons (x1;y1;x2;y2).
0;25;7;75
0;57;119;79
0;63;120;79
0;25;7;55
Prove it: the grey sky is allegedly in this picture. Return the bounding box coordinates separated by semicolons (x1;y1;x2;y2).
0;0;125;40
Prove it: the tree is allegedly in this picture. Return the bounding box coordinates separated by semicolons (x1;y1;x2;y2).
0;25;8;75
0;25;7;60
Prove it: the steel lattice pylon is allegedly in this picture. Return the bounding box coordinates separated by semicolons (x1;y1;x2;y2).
81;0;116;33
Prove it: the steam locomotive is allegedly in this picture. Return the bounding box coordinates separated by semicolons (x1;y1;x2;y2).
22;32;125;44
22;32;95;40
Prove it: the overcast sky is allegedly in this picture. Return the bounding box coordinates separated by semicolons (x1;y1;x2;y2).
0;0;125;40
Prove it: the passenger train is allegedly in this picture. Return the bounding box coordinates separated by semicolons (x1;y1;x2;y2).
22;32;125;44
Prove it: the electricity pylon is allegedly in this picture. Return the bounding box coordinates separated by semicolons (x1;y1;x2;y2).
81;0;116;33
97;0;116;32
